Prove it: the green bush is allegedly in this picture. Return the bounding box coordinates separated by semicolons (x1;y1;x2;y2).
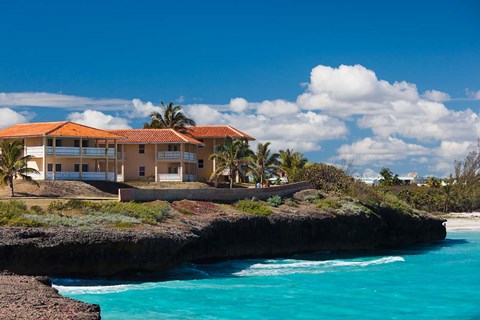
266;195;283;207
30;205;45;215
235;200;272;215
284;198;298;207
178;208;194;215
315;198;342;211
0;201;42;227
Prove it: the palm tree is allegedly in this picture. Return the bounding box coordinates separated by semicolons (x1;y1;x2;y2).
209;137;251;188
249;142;280;186
278;148;307;180
143;101;196;133
0;140;39;197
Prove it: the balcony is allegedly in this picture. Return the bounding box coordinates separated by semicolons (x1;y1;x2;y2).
157;174;196;182
157;151;196;161
45;172;116;181
25;146;115;157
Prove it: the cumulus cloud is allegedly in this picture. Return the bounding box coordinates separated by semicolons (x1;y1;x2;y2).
127;99;161;118
336;137;430;166
423;90;450;102
0;108;29;128
67;110;131;129
229;98;249;113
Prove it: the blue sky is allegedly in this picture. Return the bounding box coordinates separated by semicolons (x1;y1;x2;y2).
1;0;479;176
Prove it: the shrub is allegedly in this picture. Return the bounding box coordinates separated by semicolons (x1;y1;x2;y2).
30;205;45;215
266;195;283;207
0;200;42;227
284;198;298;207
304;194;322;203
235;200;272;215
178;208;194;215
315;198;342;211
293;163;355;195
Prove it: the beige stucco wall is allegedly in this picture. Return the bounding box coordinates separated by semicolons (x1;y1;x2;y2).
195;138;225;181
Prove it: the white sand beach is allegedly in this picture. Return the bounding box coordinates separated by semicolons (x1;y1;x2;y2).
444;213;480;231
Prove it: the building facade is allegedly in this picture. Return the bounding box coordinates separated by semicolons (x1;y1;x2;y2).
0;122;254;182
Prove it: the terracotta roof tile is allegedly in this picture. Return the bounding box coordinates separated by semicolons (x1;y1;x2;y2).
0;122;123;139
109;129;204;145
186;125;255;140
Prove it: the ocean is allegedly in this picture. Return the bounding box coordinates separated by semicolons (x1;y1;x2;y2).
54;231;480;319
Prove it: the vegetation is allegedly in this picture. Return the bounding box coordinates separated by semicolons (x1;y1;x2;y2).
143;101;196;133
235;200;272;215
278;149;308;181
209;136;252;188
248;142;280;186
379;167;401;186
0;140;40;197
0;199;170;227
266;195;283;207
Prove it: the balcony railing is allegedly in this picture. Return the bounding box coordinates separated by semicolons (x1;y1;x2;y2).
158;173;181;181
157;151;196;161
45;172;115;181
25;146;115;157
157;151;181;160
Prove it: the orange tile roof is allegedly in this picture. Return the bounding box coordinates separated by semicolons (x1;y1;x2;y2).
0;122;123;139
186;125;255;140
109;129;204;145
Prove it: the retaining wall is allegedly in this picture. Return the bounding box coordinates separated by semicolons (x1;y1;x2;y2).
118;182;313;202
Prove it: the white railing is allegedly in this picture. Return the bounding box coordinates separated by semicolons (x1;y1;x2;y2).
158;151;181;160
25;146;115;157
25;147;44;157
158;174;181;181
45;172;115;181
184;152;196;161
27;172;44;180
116;174;124;182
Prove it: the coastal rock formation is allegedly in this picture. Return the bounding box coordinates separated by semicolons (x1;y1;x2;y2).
0;208;446;277
0;272;100;320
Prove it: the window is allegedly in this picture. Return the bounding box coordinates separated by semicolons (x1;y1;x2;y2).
55;164;62;172
139;144;145;154
74;164;88;172
82;140;89;147
168;144;179;151
198;139;204;148
74;140;80;148
198;159;204;169
55;139;62;147
47;164;53;172
139;166;145;177
47;139;53;147
168;167;179;174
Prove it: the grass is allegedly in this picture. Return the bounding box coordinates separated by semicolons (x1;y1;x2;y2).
235;200;272;215
0;199;170;228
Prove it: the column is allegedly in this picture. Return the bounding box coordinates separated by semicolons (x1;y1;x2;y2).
79;138;83;180
154;143;158;182
42;137;47;180
180;143;184;182
114;140;118;182
105;139;109;181
52;137;56;180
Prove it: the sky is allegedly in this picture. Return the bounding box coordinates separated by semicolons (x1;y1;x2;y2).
1;0;480;177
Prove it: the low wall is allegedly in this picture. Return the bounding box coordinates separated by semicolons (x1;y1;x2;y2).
119;182;313;202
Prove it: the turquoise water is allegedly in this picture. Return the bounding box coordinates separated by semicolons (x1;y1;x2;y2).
55;231;480;319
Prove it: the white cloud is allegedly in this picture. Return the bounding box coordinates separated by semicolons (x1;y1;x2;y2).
67;110;131;129
0;108;29;128
128;99;161;119
229;98;249;113
256;99;299;116
423;90;450;102
0;92;130;111
336;137;430;166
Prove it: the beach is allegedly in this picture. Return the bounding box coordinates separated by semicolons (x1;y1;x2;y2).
445;213;480;231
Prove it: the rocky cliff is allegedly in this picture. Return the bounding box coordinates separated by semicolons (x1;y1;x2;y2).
0;207;446;278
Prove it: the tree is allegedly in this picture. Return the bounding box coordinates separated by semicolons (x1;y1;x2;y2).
452;151;480;212
426;176;441;188
379;167;401;186
248;142;280;186
209;137;251;188
143;101;196;133
278;149;307;180
0;140;40;197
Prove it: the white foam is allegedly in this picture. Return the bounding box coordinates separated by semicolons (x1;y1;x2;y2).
54;282;162;295
233;256;405;277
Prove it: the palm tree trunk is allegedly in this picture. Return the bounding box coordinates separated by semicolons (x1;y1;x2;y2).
8;176;14;197
229;176;233;189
